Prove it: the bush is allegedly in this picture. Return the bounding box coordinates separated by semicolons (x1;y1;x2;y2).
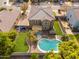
8;30;17;41
0;7;6;11
75;34;79;40
67;34;76;40
30;53;39;59
0;33;15;56
61;35;69;41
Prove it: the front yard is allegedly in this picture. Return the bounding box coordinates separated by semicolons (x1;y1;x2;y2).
53;20;63;35
14;32;29;52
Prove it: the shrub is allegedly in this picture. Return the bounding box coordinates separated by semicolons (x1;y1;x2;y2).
8;30;17;41
30;53;39;59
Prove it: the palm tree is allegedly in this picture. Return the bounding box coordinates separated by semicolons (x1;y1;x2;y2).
27;31;37;52
44;50;55;59
20;2;28;16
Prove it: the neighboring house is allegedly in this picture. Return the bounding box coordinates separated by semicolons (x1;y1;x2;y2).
28;5;55;31
66;8;79;31
0;0;10;7
0;9;20;32
59;0;79;2
31;0;51;3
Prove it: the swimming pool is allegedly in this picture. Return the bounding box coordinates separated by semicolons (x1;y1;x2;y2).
37;38;61;53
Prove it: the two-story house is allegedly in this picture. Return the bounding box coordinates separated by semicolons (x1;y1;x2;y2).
66;8;79;31
28;5;55;31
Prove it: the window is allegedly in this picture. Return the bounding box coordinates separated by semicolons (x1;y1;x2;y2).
68;18;69;21
70;15;72;18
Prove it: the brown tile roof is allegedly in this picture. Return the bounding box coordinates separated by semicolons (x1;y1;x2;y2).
0;10;20;32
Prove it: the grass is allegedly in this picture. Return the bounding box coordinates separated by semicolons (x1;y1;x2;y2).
53;20;63;35
14;32;29;52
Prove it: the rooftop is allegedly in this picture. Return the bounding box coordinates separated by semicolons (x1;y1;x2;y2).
0;10;20;32
28;5;55;21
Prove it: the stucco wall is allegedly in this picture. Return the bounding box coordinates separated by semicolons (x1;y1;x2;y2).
66;9;77;28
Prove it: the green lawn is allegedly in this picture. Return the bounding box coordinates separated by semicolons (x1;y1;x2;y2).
53;20;63;35
14;32;29;52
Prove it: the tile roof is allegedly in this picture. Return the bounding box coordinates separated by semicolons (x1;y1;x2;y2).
16;18;29;26
0;10;20;32
28;5;55;21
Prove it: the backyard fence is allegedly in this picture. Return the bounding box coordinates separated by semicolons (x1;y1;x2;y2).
10;53;45;59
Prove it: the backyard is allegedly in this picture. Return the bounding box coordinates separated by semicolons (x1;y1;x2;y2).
53;20;63;35
14;32;29;52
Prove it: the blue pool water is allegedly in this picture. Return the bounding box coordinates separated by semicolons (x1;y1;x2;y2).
38;38;61;53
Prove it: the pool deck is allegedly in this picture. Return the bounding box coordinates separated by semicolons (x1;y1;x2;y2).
29;35;62;53
30;45;42;53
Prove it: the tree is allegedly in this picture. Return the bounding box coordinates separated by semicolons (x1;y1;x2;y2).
44;52;54;59
27;31;37;44
26;31;37;52
61;35;69;41
30;53;39;59
59;40;79;59
20;2;28;16
44;50;62;59
0;33;15;56
8;30;17;41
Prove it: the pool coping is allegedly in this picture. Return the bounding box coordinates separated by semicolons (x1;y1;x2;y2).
37;38;60;53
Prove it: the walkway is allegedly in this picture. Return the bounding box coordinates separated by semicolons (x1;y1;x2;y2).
58;18;73;34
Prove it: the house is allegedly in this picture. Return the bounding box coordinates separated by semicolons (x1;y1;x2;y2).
0;0;10;7
0;9;20;32
31;0;51;3
66;8;79;31
28;5;55;31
